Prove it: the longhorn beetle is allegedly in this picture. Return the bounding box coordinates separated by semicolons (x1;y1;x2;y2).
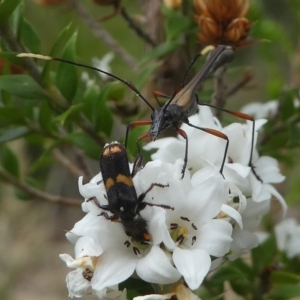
98;141;171;244
18;46;255;178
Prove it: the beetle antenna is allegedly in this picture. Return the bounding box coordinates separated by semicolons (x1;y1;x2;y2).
17;53;155;111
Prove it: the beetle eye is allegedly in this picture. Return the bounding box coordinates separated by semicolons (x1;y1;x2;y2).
164;111;172;121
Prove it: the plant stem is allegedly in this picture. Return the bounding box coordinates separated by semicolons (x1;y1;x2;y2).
0;168;81;207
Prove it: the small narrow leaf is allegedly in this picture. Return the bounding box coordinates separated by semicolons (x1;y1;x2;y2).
39;100;54;131
164;8;192;41
0;74;46;99
139;40;182;65
0;127;30;143
271;271;300;284
0;0;21;23
0;144;20;178
0;107;25;126
56;32;78;101
54;103;84;125
68;132;100;159
269;285;300;298
20;19;41;54
42;23;74;82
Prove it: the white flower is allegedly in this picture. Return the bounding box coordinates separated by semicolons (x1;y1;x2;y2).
64;209;178;292
223;120;287;215
92;53;114;80
241;98;300;119
275;218;300;258
144;106;287;263
134;161;233;290
59;236;102;298
81;52;114;85
61;155;238;296
145;107;226;174
241;101;279;119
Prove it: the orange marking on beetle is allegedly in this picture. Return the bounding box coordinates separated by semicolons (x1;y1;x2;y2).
103;144;123;156
110;145;123;154
116;174;133;186
105;177;115;191
143;232;151;241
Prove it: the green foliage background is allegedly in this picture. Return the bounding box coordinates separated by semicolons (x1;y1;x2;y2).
0;0;300;299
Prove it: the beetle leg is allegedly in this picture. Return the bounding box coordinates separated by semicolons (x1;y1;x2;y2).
136;132;149;160
198;100;255;167
185;122;229;176
138;183;169;203
125;120;152;148
177;128;189;179
99;211;120;222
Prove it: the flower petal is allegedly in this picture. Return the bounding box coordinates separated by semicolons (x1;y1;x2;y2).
75;236;103;258
136;246;181;284
255;156;285;183
65;268;91;298
265;184;287;217
189;168;228;223
194;219;232;257
228;227;258;260
275;218;299;255
221;204;243;229
92;249;137;291
173;247;210;290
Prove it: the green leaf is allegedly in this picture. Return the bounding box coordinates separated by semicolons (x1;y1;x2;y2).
266;75;283;99
135;62;160;91
0;144;19;178
39;100;54;131
0;107;25;126
42;23;74;82
0;0;21;23
251;234;277;273
127;125;150;158
0;126;30;143
254;19;294;56
82;81;98;109
10;0;23;34
29;141;61;173
100;81;126;103
96;99;113;136
209;263;254;296
0;74;46;99
82;82;114;136
119;277;154;298
20;19;41;54
139;40;182;65
54;103;84;125
68;132;100;159
272;271;300;285
287;177;300;205
56;32;78;101
163;8;192;41
269;284;300;299
279;90;297;121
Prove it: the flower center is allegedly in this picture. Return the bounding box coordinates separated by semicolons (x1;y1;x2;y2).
169;216;197;248
124;239;150;255
82;268;93;281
